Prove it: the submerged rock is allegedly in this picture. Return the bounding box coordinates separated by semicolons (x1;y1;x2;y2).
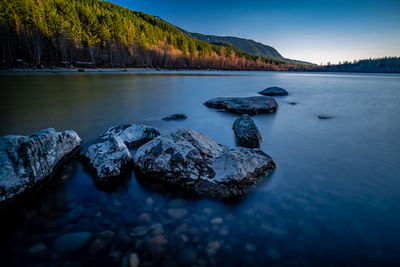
258;87;289;96
318;115;333;120
233;114;262;148
162;114;187;121
133;128;276;199
53;232;92;253
100;124;160;148
84;134;132;186
204;96;278;115
0;128;81;203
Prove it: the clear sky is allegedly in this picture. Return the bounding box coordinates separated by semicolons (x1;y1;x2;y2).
109;0;400;64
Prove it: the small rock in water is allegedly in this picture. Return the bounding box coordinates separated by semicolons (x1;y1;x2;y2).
28;242;48;260
206;241;221;255
129;253;140;267
318;115;333;120
167;208;188;219
258;86;289;96
89;238;108;254
67;205;84;220
211;217;223;224
145;235;168;257
179;248;197;264
168;198;186;208
162;113;187;121
53;232;92;253
245;243;256;252
233;114;262;148
131;225;150;236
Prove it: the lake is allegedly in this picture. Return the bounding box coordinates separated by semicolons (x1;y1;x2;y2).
1;70;400;266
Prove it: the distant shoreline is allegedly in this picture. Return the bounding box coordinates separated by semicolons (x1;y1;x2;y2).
1;67;399;75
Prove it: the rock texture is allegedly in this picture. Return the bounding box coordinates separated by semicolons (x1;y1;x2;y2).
204;96;278;115
233;114;262;148
133;128;276;199
162;114;187;121
0;128;81;203
258;87;288;96
84;134;132;186
100;124;160;148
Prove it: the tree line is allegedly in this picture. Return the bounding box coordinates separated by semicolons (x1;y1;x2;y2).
315;57;400;73
0;0;311;70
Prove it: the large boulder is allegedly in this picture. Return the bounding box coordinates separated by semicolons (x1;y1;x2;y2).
258;87;288;96
233;114;262;148
100;124;160;148
204;96;278;115
84;134;132;186
0;128;81;203
133;128;276;199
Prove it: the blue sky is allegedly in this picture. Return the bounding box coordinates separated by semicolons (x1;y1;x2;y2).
109;0;400;64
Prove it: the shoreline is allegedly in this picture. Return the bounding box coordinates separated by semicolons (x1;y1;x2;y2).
1;67;399;75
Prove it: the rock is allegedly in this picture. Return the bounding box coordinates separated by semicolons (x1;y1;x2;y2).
53;232;92;253
100;124;160;148
162;114;187;121
258;86;288;96
129;253;140;267
168;208;188;219
131;225;150;236
180;248;197;264
233;114;262;148
168;198;186;208
211;217;223;225
28;242;48;260
206;241;221;255
145;235;168;257
89;238;108;254
0;128;81;203
67;205;85;220
204;96;278;115
134;128;276;199
318;115;333;120
83;134;132;186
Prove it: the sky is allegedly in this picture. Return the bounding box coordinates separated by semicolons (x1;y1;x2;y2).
109;0;400;64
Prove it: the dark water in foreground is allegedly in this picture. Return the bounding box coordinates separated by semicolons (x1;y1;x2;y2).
0;71;400;266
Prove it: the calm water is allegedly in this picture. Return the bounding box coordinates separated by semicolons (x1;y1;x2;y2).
0;71;400;266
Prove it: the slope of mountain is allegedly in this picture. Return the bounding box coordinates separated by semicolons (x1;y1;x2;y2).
0;0;312;70
175;26;313;65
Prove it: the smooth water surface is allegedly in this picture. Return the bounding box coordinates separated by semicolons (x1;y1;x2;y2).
0;71;400;266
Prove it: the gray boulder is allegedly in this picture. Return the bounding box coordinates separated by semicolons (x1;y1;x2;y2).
100;124;160;148
133;128;275;199
204;96;278;115
258;87;288;96
0;128;81;203
84;134;132;186
233;114;262;148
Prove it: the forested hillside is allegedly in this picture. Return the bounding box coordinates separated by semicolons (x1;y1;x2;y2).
0;0;309;70
316;57;400;73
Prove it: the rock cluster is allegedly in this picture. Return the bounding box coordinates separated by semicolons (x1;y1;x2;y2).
84;124;160;186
